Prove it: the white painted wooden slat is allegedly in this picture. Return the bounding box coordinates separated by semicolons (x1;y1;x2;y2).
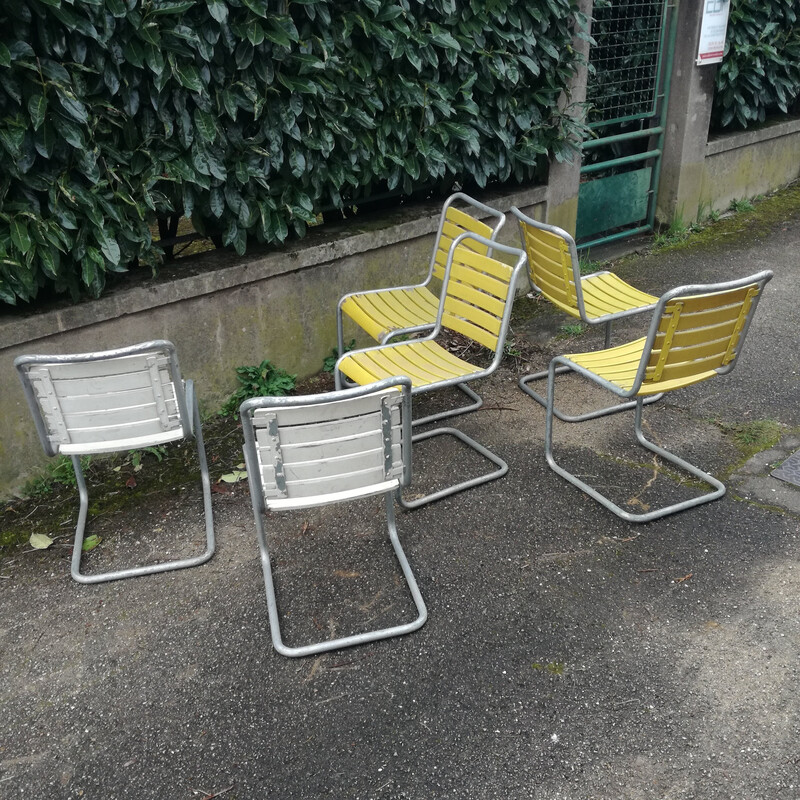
255;426;401;460
276;443;402;483
41;353;171;380
42;371;158;396
252;390;402;427
59;427;185;455
54;386;177;415
281;431;402;462
266;479;400;511
62;401;180;429
253;409;400;447
58;417;180;447
261;462;391;502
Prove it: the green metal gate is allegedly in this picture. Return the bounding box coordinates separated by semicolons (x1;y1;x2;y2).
576;0;678;249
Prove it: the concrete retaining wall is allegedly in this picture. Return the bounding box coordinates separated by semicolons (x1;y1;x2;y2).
701;116;800;214
1;186;546;497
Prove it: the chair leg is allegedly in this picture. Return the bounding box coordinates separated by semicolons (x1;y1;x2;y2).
520;367;663;422
254;493;427;658
411;383;483;428
520;319;662;421
70;393;215;584
545;368;726;523
398;426;508;510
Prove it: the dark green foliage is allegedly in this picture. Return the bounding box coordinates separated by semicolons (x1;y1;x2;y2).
711;0;800;130
221;359;296;416
323;338;355;373
0;0;587;306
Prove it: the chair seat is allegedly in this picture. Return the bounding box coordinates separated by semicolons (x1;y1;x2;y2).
340;286;439;342
580;272;658;320
339;339;482;389
566;337;720;395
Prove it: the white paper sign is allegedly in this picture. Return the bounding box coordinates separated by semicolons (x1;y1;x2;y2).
697;0;731;65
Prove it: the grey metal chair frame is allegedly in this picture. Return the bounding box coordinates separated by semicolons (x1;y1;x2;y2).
336;193;506;427
15;340;215;583
335;232;527;510
544;271;773;523
511;207;663;422
240;377;427;657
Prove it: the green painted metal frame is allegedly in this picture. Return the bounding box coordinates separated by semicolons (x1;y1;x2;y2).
577;0;678;249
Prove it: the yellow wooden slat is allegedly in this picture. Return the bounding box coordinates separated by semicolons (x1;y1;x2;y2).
524;225;565;260
412;340;479;374
449;245;513;280
443;295;502;337
647;352;730;383
341;286;440;341
522;225;575;307
581;273;657;317
652;336;733;366
364;287;437;329
403;341;476;379
657;302;745;333
444;278;506;319
443;314;500;351
370;346;439;384
444;206;493;240
638;370;717;395
337;355;383;386
533;270;578;311
654;317;738;348
447;260;511;299
670;284;756;314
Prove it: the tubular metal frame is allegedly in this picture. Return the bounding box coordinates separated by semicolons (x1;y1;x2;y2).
511;207;663;422
336;193;506;425
335;232;527;509
15;341;215;583
544;271;773;523
240;377;427;658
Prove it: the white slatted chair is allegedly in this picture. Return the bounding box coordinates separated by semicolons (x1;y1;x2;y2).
14;340;215;583
240;376;427;658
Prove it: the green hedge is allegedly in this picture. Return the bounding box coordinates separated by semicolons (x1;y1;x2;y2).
0;0;586;306
711;0;800;130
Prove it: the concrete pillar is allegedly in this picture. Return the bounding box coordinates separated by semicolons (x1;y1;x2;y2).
656;0;718;227
546;0;592;235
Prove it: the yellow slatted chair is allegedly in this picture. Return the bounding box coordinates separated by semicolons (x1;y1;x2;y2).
336;232;527;509
512;207;663;421
336;193;506;421
544;271;773;522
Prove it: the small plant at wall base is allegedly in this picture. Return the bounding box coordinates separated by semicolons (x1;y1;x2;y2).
323;340;356;374
221;360;296;417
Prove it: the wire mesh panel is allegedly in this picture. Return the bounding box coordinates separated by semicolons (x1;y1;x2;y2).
586;0;668;127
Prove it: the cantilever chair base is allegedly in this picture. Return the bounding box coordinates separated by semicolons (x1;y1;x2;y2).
15;341;215;585
412;383;482;427
255;494;427;658
71;388;215;584
519;367;663;423
398;427;508;510
546;396;725;523
240;378;426;657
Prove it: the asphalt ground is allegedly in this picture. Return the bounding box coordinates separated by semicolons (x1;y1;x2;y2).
1;186;799;799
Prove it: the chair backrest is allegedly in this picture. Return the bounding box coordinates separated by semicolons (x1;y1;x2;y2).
430;194;505;284
438;233;527;354
511;207;583;318
240;377;412;513
15;341;189;457
635;271;773;394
